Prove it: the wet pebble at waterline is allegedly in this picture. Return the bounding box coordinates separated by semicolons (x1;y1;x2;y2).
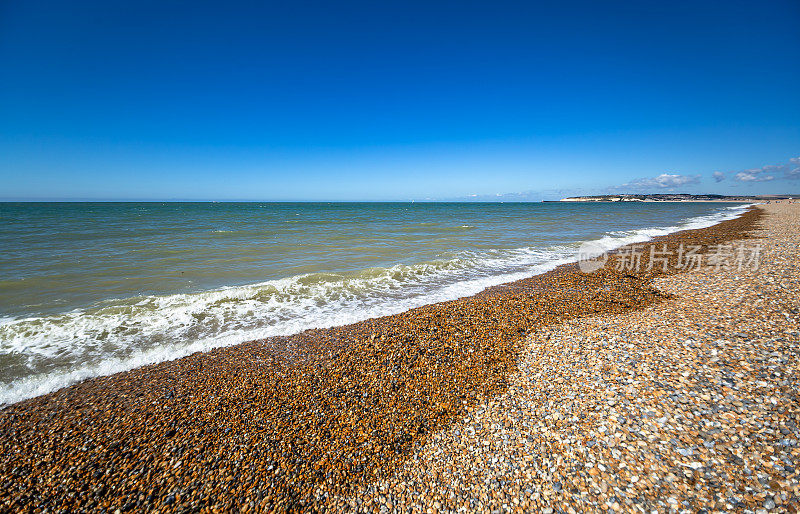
0;208;766;511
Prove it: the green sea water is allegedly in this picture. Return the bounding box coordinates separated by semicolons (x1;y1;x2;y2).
0;201;749;404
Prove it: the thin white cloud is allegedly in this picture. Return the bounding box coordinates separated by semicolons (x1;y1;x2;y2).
712;171;725;182
612;173;700;192
787;157;800;179
735;170;775;182
731;157;800;182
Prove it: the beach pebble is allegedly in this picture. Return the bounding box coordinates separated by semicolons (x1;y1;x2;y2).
1;204;798;513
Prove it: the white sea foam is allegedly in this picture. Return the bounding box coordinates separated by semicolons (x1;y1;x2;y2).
589;203;752;252
0;204;752;406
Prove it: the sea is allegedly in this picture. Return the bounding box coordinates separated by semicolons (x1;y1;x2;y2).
0;201;750;405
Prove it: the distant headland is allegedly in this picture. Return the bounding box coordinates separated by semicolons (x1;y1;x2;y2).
555;193;798;202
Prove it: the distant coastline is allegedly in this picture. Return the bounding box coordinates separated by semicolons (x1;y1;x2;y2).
555;193;797;202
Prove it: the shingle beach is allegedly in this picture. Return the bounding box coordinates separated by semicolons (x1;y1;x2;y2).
2;203;798;513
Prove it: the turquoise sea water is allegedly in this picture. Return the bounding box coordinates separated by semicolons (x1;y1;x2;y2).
0;201;748;404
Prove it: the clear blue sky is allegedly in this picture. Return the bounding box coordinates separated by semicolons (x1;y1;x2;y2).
1;1;798;200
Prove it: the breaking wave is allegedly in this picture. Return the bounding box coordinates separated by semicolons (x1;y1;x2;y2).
0;203;752;405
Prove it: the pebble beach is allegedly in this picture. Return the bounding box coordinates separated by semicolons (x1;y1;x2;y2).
354;203;800;514
1;203;798;513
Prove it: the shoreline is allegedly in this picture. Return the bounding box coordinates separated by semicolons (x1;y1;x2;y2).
0;204;752;407
0;206;774;511
368;202;799;512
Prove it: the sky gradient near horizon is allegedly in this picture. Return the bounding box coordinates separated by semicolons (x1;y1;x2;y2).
1;1;799;201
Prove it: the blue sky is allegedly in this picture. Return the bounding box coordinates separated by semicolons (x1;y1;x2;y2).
1;1;798;201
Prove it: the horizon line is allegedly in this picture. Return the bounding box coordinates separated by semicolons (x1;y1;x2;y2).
2;193;799;203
